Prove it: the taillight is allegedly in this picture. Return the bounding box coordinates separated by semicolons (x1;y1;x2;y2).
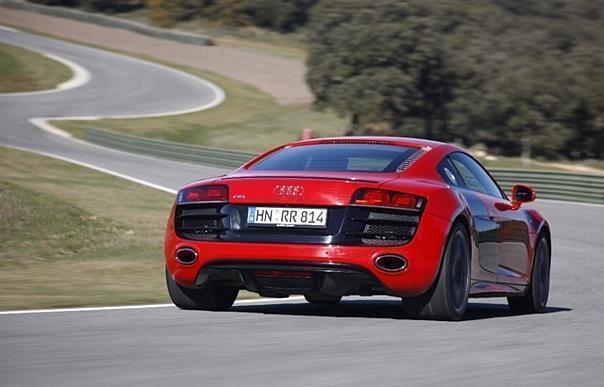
352;189;424;209
177;185;228;204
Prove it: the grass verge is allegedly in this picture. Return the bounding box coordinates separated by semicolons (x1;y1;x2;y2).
0;147;254;310
0;42;72;92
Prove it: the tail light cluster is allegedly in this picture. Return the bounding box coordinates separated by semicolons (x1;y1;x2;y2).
348;189;424;246
177;185;228;204
351;189;424;210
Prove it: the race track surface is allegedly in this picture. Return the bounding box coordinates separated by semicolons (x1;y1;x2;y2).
1;29;603;386
0;28;226;190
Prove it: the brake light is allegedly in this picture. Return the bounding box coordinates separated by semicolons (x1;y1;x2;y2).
354;189;390;206
352;189;423;209
177;185;228;204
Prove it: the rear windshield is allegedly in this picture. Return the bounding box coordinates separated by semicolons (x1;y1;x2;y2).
250;144;420;172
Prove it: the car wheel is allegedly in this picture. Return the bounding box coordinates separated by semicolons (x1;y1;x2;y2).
304;294;342;305
165;267;238;311
402;222;471;321
508;237;550;313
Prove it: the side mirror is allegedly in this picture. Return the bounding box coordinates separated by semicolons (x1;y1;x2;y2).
511;184;536;208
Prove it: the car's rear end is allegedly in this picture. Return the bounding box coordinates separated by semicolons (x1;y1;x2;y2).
165;139;454;304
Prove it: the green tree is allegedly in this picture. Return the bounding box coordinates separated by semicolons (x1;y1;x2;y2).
307;0;455;139
245;0;317;33
146;0;201;27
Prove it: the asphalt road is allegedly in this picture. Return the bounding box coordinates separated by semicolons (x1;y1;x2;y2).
0;28;226;190
1;29;604;386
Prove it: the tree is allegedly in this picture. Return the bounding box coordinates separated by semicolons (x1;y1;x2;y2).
307;0;604;159
146;0;201;27
245;0;317;33
307;0;455;139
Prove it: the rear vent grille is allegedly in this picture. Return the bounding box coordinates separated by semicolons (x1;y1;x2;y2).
397;148;427;172
175;204;227;240
346;209;420;246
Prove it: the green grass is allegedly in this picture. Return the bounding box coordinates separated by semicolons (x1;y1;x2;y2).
0;147;256;310
54;59;347;153
0;42;72;92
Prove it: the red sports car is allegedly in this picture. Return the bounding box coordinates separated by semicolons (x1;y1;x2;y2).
164;137;551;320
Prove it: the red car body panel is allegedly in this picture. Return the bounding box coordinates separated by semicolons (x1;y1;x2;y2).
164;137;548;299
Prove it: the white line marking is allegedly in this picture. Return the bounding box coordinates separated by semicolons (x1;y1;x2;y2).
2;145;178;194
47;52;92;90
0;297;305;316
0;25;19;32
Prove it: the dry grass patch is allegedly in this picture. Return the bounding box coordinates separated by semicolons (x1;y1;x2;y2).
0;42;72;92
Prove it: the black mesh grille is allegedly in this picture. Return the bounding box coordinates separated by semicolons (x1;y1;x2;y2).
367;212;417;222
180;207;219;217
364;224;413;235
182;218;217;230
175;203;226;240
346;208;421;246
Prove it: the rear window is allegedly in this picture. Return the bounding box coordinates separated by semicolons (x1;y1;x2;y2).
250;144;420;172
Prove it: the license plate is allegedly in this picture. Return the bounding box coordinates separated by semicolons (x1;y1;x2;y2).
247;207;327;228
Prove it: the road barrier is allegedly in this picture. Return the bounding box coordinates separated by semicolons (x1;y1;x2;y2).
1;0;213;46
490;169;604;204
83;127;256;168
83;127;604;204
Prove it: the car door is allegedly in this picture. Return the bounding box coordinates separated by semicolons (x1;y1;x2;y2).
487;200;532;286
438;156;499;284
448;152;531;286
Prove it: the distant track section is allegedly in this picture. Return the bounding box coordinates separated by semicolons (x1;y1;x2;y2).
0;0;213;45
0;28;228;191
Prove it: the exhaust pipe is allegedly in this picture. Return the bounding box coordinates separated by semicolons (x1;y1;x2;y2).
175;248;198;265
375;255;407;272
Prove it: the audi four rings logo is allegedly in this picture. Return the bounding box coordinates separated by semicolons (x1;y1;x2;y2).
274;185;304;196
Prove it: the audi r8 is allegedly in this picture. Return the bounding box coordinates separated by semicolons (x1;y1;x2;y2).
164;137;551;320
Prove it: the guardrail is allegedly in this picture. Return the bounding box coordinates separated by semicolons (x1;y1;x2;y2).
490;169;604;204
82;127;604;204
1;0;213;46
83;127;256;168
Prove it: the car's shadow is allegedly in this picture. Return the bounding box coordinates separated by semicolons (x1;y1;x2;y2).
230;299;571;321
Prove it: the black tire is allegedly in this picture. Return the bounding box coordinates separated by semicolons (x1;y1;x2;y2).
508;237;550;313
165;267;238;311
304;294;342;305
402;222;471;321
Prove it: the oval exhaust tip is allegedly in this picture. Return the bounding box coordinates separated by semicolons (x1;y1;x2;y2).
175;248;198;265
375;255;407;272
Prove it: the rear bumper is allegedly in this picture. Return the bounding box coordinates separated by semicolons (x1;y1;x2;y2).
196;261;383;298
164;212;451;297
